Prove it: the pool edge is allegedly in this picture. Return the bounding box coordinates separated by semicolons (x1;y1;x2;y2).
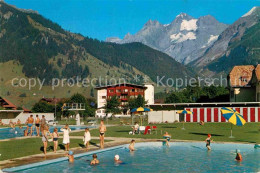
2;144;127;172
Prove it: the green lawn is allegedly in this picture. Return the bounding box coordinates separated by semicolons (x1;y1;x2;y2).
0;138;107;161
70;122;260;143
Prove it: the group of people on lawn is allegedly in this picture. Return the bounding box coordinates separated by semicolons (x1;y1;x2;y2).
41;120;107;156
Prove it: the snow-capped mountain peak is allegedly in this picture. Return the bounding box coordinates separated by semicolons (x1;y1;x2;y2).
242;6;257;17
106;13;228;64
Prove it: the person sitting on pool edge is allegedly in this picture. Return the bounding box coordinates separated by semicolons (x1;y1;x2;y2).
163;132;171;146
65;150;74;163
235;149;242;161
205;134;213;150
91;154;99;165
114;154;122;164
129;139;136;151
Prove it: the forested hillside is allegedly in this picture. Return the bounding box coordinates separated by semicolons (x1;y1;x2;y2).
0;2;193;84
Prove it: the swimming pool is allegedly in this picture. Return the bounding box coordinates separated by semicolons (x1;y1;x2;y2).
0;126;90;140
3;142;260;172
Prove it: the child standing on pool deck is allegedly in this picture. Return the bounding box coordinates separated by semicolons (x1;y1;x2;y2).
52;128;59;153
61;124;71;151
83;128;91;150
205;134;213;150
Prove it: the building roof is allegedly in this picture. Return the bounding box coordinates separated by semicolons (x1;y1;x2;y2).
41;98;66;104
0;97;17;109
255;64;260;81
95;83;147;90
229;65;255;87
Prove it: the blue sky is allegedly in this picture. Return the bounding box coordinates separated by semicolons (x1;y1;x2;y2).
5;0;260;40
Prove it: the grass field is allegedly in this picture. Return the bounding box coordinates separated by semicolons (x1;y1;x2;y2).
0;138;109;161
70;122;260;143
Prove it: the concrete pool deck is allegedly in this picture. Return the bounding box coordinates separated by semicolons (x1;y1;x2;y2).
1;135;256;170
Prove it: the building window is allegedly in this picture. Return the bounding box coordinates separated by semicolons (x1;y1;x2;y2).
102;96;106;99
116;89;121;93
131;89;135;92
122;89;128;93
240;76;248;82
109;89;114;93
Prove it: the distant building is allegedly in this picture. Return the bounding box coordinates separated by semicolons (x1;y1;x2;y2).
40;98;66;105
95;83;154;108
0;96;17;110
228;65;260;102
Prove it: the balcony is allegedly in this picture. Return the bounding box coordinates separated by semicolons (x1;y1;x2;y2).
121;98;128;101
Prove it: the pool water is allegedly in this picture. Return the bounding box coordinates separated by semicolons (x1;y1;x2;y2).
0;126;89;140
14;142;260;173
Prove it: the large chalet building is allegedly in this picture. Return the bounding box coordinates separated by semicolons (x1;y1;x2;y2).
95;83;154;108
228;64;260;102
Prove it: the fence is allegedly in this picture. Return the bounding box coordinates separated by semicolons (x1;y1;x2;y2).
185;107;260;122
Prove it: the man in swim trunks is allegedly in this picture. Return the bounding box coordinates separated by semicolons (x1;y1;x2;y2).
99;120;106;149
40;115;46;134
35;115;40;136
26;115;34;136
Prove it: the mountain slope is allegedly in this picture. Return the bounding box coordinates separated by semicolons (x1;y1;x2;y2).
190;6;260;77
106;13;228;64
206;22;260;74
194;6;260;69
0;2;193;84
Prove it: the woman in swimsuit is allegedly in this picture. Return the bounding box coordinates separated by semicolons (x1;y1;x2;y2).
99;120;106;149
90;154;99;165
205;134;213;150
52;128;59;153
42;126;50;156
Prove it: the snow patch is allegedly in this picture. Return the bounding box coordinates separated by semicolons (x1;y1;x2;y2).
176;13;187;18
164;24;170;27
180;19;198;31
242;7;256;17
170;32;196;43
201;35;219;48
207;35;219;44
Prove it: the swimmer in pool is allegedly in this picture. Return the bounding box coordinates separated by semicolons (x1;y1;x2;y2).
114;154;122;164
65;151;74;163
163;132;171;146
90;154;99;165
99;120;106;149
205;134;213;150
129;139;136;151
235;149;242;161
